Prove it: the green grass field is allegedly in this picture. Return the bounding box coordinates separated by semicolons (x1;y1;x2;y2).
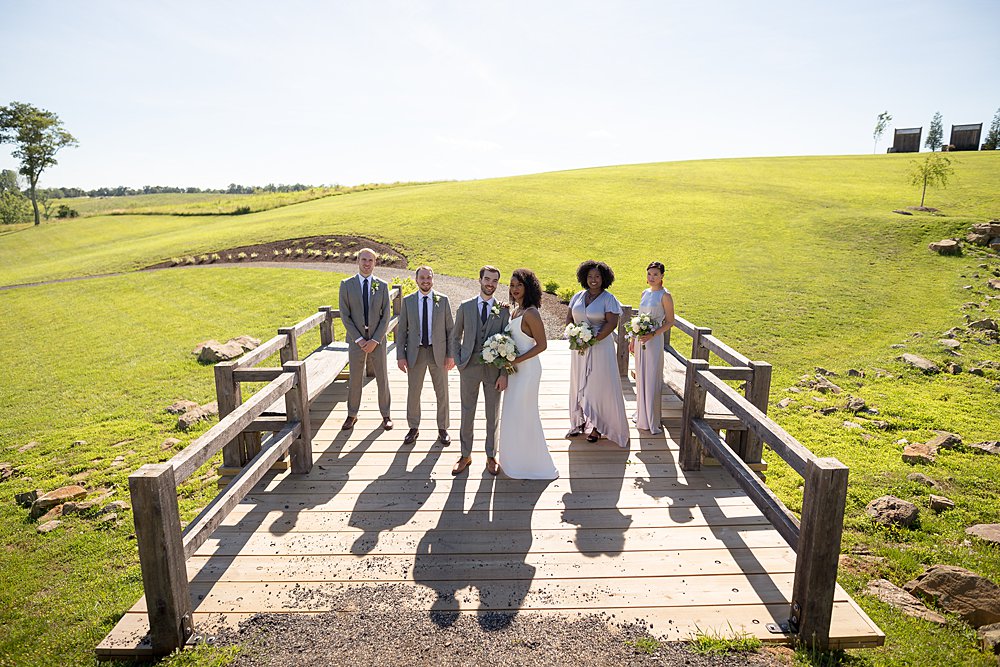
1;152;999;666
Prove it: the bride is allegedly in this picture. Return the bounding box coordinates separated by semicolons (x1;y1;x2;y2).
497;269;559;480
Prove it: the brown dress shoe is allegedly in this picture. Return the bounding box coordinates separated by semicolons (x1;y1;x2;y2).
451;457;472;475
382;417;394;430
438;430;451;445
341;415;358;430
486;457;500;476
403;428;419;444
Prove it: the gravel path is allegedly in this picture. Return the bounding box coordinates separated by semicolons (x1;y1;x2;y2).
1;261;571;339
218;584;786;667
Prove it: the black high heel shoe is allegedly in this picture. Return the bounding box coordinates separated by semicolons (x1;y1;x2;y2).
586;429;601;442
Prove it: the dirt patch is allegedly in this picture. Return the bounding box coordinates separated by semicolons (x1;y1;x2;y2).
146;235;408;269
215;584;781;667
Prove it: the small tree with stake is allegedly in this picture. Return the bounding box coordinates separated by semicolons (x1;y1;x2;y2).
909;153;954;208
0;101;78;226
874;111;892;153
926;111;943;151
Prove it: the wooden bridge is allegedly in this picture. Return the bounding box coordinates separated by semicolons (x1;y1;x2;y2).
97;289;884;658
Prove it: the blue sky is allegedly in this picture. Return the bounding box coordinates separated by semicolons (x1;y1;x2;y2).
2;0;998;189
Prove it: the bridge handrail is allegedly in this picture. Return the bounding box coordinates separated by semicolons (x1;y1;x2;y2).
679;357;848;649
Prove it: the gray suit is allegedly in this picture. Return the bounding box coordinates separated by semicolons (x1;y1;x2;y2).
339;274;392;418
450;297;510;458
397;291;453;429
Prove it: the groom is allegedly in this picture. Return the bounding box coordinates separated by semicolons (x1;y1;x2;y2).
450;265;510;475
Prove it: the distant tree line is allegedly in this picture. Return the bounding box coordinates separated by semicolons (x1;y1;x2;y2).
42;182;320;198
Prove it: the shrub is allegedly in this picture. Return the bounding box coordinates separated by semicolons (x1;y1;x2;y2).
55;204;79;219
325;250;338;259
232;206;251;215
390;276;418;296
379;253;396;264
225;254;233;261
333;242;342;247
236;252;247;260
184;256;197;265
295;248;305;256
169;257;180;266
272;249;280;257
544;279;559;294
249;252;258;259
211;253;221;262
283;248;292;256
347;241;357;247
197;254;210;263
557;287;576;303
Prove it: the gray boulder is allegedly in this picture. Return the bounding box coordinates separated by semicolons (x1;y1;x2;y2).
967;524;1000;546
198;341;244;363
866;495;919;527
864;579;947;625
929;239;961;255
979;622;1000;655
970;441;1000;456
900;354;939;373
905;565;1000;628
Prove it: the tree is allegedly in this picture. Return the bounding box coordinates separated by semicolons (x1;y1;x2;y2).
0;171;30;225
0;168;21;194
909;153;954;208
984;107;1000;150
0;101;78;225
926;111;943;151
874;111;892;153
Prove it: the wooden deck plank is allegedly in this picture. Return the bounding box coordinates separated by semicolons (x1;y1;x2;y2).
98;342;883;657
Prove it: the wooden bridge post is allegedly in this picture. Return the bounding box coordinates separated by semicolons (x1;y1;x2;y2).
214;362;247;468
690;326;711;361
743;361;773;464
318;306;334;346
679;359;709;470
277;328;298;364
791;457;849;649
129;464;193;654
283;361;313;474
617;305;633;376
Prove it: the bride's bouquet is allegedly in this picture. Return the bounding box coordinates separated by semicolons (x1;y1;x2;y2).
564;321;597;355
481;333;519;374
626;313;659;349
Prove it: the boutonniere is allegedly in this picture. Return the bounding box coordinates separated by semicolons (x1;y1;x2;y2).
433;294;441;305
370;281;380;293
490;302;504;318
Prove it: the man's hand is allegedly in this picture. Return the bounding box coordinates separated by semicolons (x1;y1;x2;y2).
363;340;378;354
496;375;508;392
398;359;408;372
445;357;456;371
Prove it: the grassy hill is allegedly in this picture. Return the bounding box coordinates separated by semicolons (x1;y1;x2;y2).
1;152;999;666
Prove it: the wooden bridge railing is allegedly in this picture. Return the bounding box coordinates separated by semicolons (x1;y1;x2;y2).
680;360;848;649
130;287;403;655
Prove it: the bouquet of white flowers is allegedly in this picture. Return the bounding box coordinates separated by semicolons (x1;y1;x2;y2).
564;321;597;355
481;332;519;373
626;313;659;349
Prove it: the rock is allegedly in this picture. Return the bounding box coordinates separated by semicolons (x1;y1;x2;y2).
818;405;836;414
907;472;938;487
939;338;962;350
904;565;1000;628
890;343;906;349
945;362;962;374
18;441;37;453
777;398;793;408
845;397;867;412
0;462;14;482
928;431;962;450
866;495;920;527
903;443;937;464
968;232;991;245
990;278;1000;290
197;340;244;363
893;209;913;215
29;485;88;519
870;420;891;430
929;495;955;511
843;421;863;430
62;500;96;514
786;387;801;393
967;524;1000;545
230;335;261;351
37;520;62;534
874;368;893;378
814;377;843;394
864;579;948;625
161;437;182;451
970;318;999;331
96;513;118;524
815;367;837;376
970;441;1000;455
165;400;198;415
929;239;961;255
978;622;1000;655
177;402;219;431
900;353;940;373
102;500;129;513
969;367;986;376
14;489;39;507
847;368;865;377
70;470;92;482
38;505;63;522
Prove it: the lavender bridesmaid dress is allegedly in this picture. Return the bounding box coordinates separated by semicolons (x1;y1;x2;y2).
634;288;668;434
567;290;630;448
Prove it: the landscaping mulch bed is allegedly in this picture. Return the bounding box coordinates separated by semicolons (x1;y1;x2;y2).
145;234;409;269
218;584;787;667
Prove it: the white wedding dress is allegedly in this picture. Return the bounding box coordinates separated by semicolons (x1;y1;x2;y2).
498;315;559;480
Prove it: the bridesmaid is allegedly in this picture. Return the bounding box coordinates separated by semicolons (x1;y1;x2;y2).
630;261;675;435
566;260;630;447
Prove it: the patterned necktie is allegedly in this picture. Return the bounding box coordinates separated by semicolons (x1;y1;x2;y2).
480;300;488;324
362;278;370;328
421;296;430;346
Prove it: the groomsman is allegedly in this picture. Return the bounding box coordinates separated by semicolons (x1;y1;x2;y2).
396;266;455;445
339;248;392;431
